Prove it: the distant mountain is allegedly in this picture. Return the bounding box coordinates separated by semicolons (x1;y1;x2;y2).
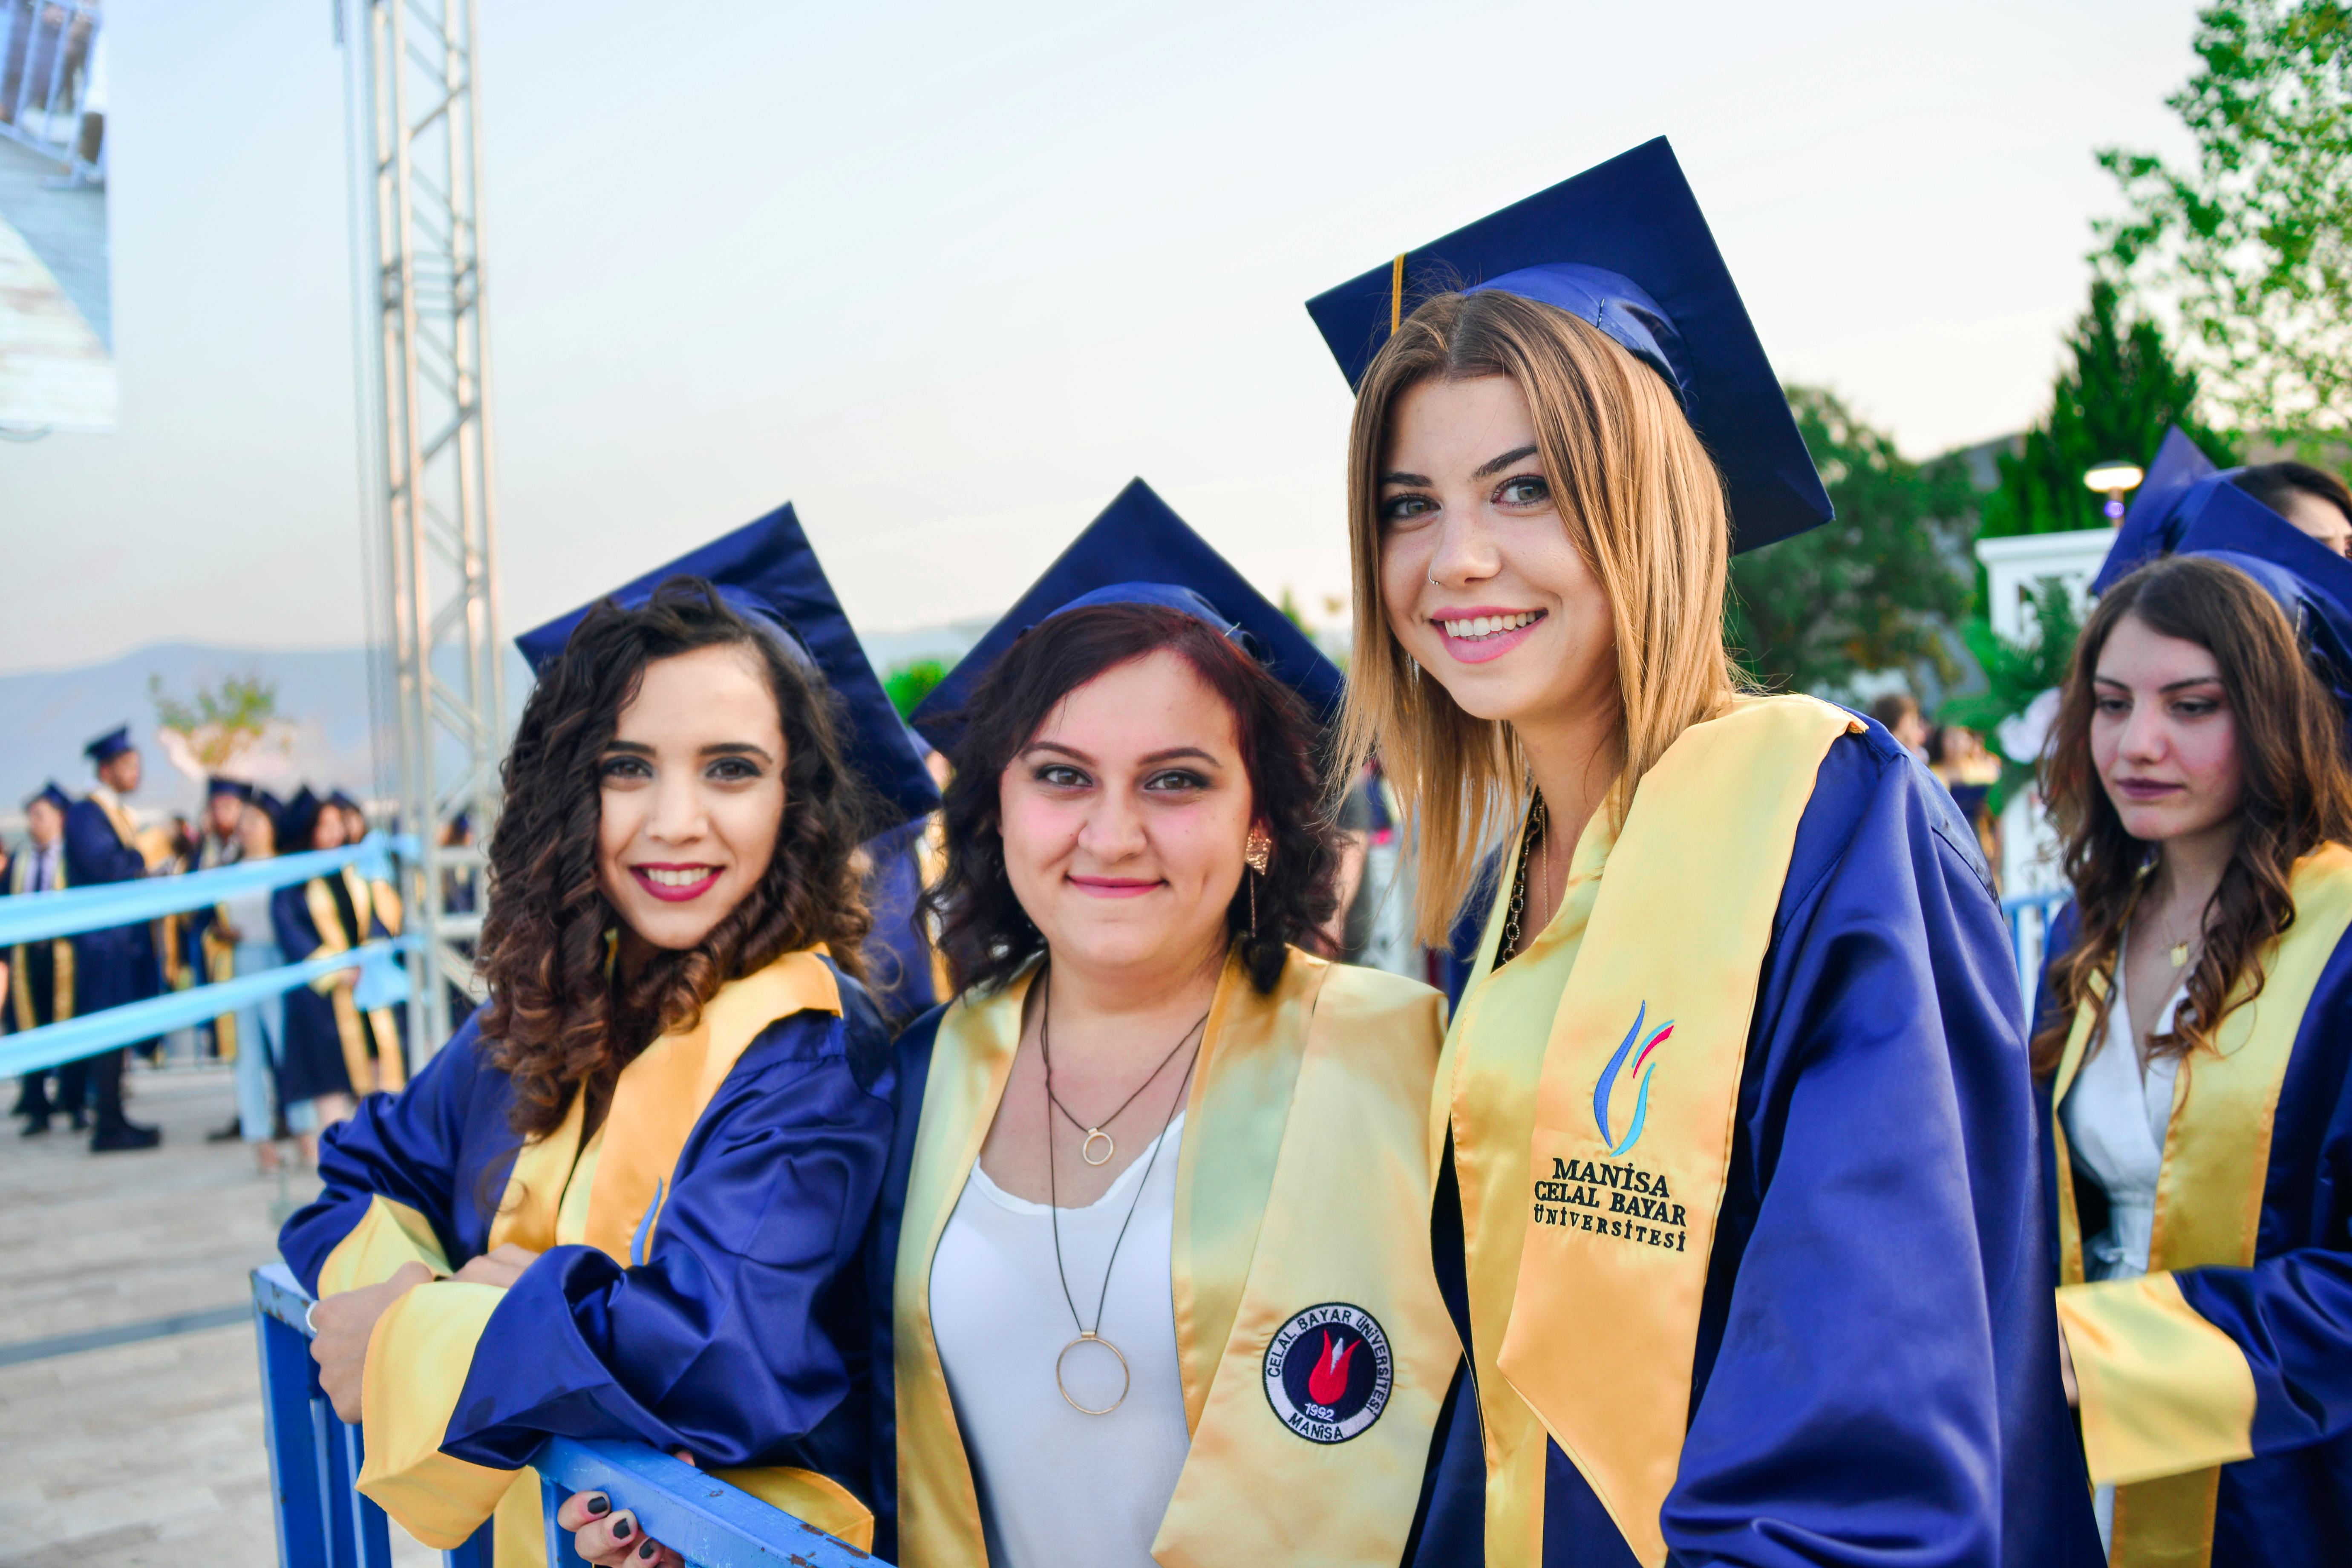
0;620;992;829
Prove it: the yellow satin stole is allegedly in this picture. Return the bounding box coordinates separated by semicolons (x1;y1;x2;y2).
301;869;406;1093
1447;695;1858;1567
2052;845;2352;1568
322;950;873;1562
6;849;72;1032
892;947;1458;1568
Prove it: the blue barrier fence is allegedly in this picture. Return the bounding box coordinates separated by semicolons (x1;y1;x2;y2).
250;1265;869;1568
0;836;418;1079
2000;888;2070;1000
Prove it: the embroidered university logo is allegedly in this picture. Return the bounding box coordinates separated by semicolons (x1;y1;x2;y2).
1262;1303;1392;1444
1594;1001;1673;1157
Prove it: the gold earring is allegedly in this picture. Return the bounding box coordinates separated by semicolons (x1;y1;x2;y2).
1244;828;1271;941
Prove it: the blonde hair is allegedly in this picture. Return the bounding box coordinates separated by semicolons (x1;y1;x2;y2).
1335;290;1744;943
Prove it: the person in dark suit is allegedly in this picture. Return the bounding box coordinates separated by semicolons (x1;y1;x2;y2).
63;726;164;1152
6;783;77;1132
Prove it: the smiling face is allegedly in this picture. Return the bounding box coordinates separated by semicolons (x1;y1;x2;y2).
1377;375;1619;741
595;643;788;956
24;798;62;848
2091;612;2245;843
996;649;1255;980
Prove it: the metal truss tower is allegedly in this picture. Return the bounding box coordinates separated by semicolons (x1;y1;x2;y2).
340;0;505;1054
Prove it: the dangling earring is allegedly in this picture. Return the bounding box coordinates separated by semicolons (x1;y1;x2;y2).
1244;827;1272;940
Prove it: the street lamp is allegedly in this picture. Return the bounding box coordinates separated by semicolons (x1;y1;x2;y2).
2083;460;2146;522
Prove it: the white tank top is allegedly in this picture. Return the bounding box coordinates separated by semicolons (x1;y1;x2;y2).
931;1114;1191;1568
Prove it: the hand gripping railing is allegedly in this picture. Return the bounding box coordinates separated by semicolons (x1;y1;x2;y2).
250;1264;877;1568
0;836;418;1079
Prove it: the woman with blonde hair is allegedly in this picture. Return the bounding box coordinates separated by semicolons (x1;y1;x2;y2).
1306;138;2098;1567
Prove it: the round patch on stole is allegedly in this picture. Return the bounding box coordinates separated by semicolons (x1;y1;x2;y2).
1262;1302;1393;1444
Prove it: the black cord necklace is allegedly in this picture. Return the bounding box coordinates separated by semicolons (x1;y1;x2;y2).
1036;967;1204;1415
1041;973;1208;1166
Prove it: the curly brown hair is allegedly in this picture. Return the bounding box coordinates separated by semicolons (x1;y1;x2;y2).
2032;554;2352;1078
476;579;876;1137
924;602;1341;997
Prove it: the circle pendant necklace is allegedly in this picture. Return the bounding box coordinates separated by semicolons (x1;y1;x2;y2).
1038;967;1205;1414
1042;969;1207;1167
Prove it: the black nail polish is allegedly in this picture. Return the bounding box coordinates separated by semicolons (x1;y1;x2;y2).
638;1543;657;1561
612;1517;632;1541
585;1496;610;1517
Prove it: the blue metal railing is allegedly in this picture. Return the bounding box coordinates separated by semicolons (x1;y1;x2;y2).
251;1265;876;1568
2000;888;2070;999
0;836;417;1078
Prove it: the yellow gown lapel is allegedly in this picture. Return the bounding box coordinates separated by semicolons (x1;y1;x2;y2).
2053;845;2352;1566
1441;804;1613;1568
1168;950;1303;1425
1155;954;1456;1568
894;968;1032;1568
584;950;840;1261
1492;695;1858;1567
362;950;865;1562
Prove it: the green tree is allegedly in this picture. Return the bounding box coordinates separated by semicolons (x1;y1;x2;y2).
884;658;948;721
1939;579;2085;809
1978;279;2234;541
2098;0;2352;445
149;672;279;771
1728;386;1977;697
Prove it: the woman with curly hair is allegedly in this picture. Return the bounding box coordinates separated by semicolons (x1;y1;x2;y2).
278;508;937;1565
572;482;1459;1568
2038;552;2352;1568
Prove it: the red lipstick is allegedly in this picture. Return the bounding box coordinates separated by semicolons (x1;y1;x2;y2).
631;864;722;902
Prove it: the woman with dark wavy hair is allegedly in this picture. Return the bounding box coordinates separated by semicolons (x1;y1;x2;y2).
278;508;937;1566
867;491;1456;1568
2037;552;2352;1568
572;483;1460;1568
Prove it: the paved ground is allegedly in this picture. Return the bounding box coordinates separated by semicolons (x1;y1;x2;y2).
0;135;110;429
0;135;107;346
0;1066;433;1566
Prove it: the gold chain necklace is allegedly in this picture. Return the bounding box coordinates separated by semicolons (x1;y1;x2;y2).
1497;793;1549;968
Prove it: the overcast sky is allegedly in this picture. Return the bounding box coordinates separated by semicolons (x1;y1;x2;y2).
2;0;2203;677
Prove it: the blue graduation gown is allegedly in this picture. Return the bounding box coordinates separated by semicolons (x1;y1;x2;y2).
62;796;157;1015
270;877;391;1101
278;961;896;1492
860;817;940;1025
1417;728;2102;1568
2038;905;2352;1567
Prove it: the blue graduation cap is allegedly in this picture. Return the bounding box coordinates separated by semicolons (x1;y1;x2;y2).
280;787;324;850
252;788;289;839
326;789;363;815
207;777;255;802
911;478;1343;753
2171;477;2352;715
83;724;133;764
23;781;70;814
1304;136;1832;553
2091;427;2224;594
513;502;939;832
